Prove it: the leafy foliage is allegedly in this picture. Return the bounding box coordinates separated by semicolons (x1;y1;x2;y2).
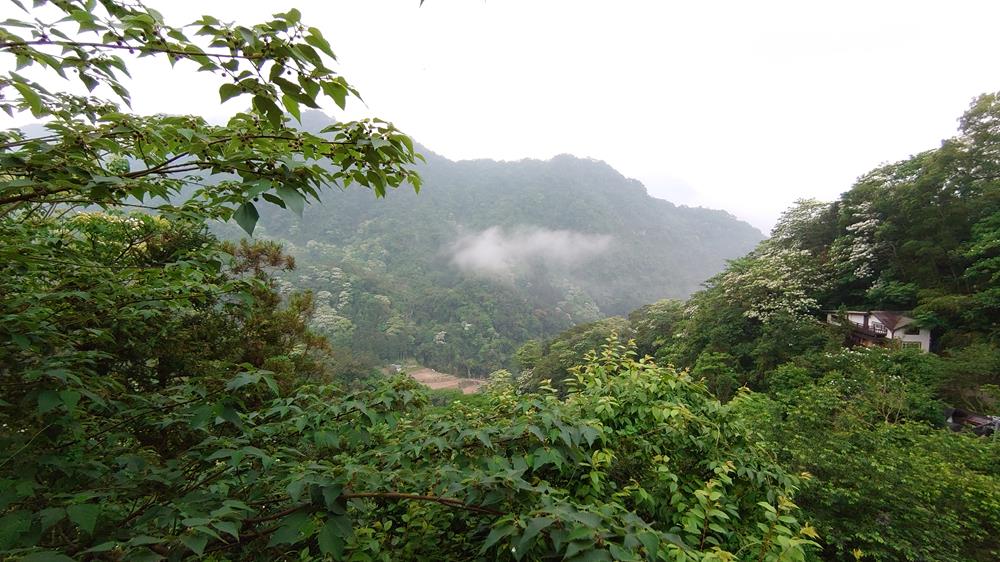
747;348;1000;562
4;2;998;561
527;93;1000;561
0;2;813;561
1;0;420;233
517;317;631;392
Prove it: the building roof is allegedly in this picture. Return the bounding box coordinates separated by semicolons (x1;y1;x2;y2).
825;309;914;318
871;311;908;331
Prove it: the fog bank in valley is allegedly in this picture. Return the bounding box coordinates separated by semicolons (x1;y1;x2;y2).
448;226;613;277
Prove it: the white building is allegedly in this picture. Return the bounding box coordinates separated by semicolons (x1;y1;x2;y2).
825;310;931;352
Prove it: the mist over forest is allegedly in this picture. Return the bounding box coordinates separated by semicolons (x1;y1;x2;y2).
448;225;613;278
210;111;765;375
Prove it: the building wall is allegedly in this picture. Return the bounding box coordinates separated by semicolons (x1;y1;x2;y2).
891;329;931;352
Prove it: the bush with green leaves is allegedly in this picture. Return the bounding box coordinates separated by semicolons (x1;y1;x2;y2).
343;340;821;561
1;234;820;561
745;348;1000;561
520;317;632;393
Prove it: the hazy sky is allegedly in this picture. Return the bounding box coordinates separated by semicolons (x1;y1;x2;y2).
8;1;1000;231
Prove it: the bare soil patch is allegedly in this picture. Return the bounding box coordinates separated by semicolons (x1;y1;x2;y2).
407;367;485;394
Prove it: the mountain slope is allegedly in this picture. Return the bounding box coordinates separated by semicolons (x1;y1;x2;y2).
230;111;763;374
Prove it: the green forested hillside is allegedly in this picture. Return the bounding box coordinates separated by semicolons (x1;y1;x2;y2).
0;4;816;561
221;110;762;376
523;93;1000;561
3;2;999;561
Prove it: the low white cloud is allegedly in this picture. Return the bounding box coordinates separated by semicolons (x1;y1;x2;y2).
448;226;612;277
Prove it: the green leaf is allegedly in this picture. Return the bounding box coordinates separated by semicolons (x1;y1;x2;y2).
328;84;347;110
281;94;301;122
126;536;164;547
317;515;352;556
276;185;306;217
219;405;244;429
59;390;81;413
213;520;240;539
261;192;285;208
574;549;612;561
266;510;310;547
253;94;284;128
637;531;658;557
515;516;554;557
232;202;259;235
127;548;165;562
219;83;242;103
246;178;273;198
565;541;588;559
317;519;343;557
226;372;260;390
0;511;30;550
180;533;208;556
13;82;43;115
38;507;66;531
67;504;100;535
189;404;215;429
320;485;343;511
305;28;335;58
37;390;61;414
481;523;515;554
608;543;633;560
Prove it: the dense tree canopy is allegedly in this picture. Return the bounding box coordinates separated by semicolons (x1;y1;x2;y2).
524;93;1000;561
4;1;998;560
0;2;814;561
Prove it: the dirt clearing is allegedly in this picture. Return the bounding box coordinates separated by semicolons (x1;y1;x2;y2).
406;367;485;394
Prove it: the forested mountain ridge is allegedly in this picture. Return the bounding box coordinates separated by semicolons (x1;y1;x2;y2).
223;111;763;375
257;111;763;310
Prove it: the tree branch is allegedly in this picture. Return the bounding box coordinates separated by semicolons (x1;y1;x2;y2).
0;40;268;62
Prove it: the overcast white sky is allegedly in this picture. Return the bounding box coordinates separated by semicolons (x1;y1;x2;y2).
7;1;1000;231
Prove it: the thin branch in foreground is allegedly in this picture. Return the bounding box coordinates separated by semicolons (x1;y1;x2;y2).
0;40;268;62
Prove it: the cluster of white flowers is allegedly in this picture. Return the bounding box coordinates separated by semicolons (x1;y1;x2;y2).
769;198;830;245
842;202;881;279
304;239;340;260
720;247;825;322
310;304;355;339
300;266;352;311
71;212;156;232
